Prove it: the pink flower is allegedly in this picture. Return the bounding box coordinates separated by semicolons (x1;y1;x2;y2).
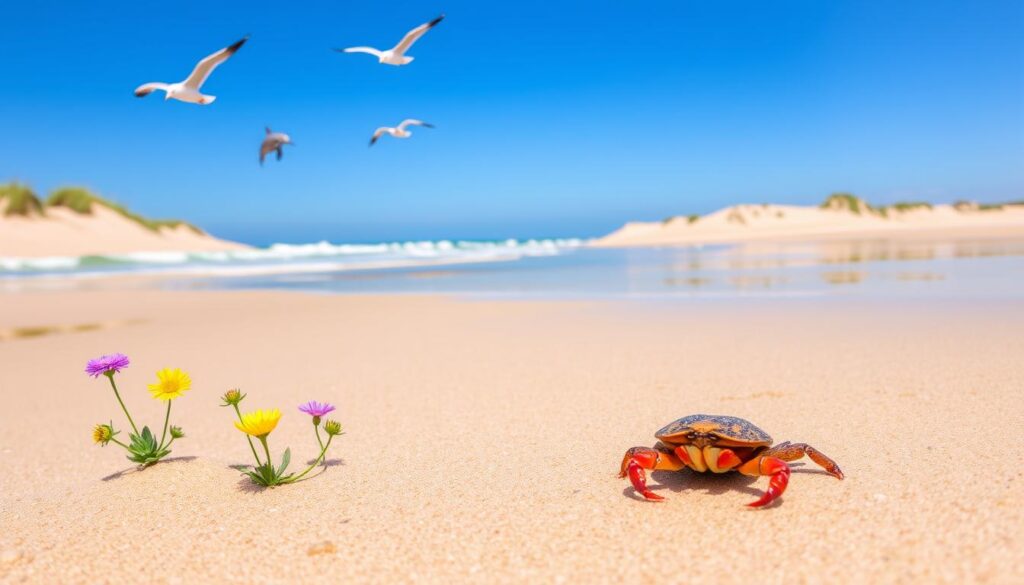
85;353;130;377
298;401;335;418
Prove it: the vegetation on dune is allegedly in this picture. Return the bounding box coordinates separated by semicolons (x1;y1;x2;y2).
889;201;933;212
661;213;702;225
954;199;1024;212
819;194;968;216
820;192;876;215
0;183;46;217
978;203;1005;211
47;186;203;234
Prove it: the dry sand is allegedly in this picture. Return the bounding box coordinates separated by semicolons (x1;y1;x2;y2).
0;205;247;258
594;203;1024;248
1;290;1022;584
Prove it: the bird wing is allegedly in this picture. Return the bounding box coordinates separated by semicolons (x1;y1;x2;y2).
398;119;434;130
340;46;384;58
134;82;171;97
393;14;444;54
369;128;389;146
183;36;248;90
260;137;279;163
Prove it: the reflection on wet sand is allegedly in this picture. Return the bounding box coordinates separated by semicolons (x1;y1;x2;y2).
663;276;712;288
822;271;865;286
644;237;1023;293
894;272;945;282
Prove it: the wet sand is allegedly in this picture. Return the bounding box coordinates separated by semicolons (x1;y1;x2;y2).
1;290;1022;583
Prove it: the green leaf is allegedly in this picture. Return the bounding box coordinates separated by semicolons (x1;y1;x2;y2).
141;426;153;443
278;448;291;476
259;463;277;486
244;470;269;486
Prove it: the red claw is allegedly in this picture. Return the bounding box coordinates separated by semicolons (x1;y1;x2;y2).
747;457;791;508
627;460;664;501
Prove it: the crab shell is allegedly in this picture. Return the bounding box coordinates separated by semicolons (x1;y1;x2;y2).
656;414;772;448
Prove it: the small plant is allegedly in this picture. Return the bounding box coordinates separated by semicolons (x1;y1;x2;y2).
225;393;343;487
87;354;190;467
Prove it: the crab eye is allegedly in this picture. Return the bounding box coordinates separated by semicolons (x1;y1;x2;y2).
686;432;696;440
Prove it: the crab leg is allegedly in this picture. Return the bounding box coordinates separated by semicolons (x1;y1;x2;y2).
738;455;791;508
762;441;844;479
619;446;684;501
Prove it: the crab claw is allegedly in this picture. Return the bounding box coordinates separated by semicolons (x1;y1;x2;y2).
747;456;791;508
620;447;664;501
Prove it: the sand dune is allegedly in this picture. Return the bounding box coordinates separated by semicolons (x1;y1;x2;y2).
594;200;1024;248
0;205;247;258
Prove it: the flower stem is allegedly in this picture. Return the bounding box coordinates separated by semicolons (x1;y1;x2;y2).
314;423;325;450
107;375;139;435
285;435;333;484
110;437;132;451
259;435;273;471
234;404;262;466
158;400;172;450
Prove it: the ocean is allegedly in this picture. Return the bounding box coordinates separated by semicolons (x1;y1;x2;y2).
3;236;1023;299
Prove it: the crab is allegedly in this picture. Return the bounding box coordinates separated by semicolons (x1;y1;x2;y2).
619;414;844;507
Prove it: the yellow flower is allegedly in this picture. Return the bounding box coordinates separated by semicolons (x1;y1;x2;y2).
147;368;192;401
235;409;282;437
92;423;113;445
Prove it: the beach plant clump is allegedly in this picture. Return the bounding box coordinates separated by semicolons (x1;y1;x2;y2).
223;391;343;487
87;354;190;466
819;192;877;215
0;183;45;217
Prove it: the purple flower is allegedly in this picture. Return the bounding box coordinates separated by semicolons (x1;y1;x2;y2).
298;400;335;418
85;353;130;378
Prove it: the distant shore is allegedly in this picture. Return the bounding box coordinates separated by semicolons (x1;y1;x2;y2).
593;195;1024;248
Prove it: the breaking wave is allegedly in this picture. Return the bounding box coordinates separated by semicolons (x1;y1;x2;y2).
0;238;587;278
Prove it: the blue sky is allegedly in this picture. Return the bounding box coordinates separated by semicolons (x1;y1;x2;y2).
1;0;1021;244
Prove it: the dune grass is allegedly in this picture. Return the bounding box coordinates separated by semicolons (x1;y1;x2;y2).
47;187;202;234
889;201;933;212
0;183;45;217
820;192;876;215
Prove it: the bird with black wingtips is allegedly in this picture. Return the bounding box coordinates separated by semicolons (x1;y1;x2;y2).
369;119;435;146
337;15;444;66
134;36;249;105
260;127;294;165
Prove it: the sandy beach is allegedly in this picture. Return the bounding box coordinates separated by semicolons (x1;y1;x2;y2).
1;289;1021;583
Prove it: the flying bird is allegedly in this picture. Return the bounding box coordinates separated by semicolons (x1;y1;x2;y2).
260;128;294;165
337;15;444;66
369;119;435;146
134;36;249;105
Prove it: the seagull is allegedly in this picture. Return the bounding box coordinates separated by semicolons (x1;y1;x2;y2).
260;128;294;165
134;36;248;105
369;119;435;146
337;15;444;66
